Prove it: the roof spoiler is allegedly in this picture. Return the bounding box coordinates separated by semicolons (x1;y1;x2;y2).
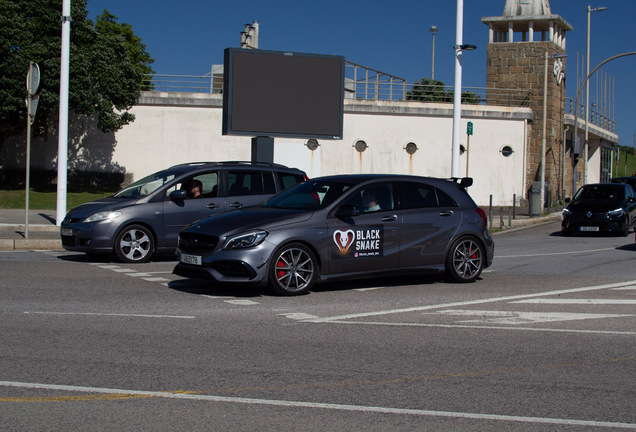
452;177;473;188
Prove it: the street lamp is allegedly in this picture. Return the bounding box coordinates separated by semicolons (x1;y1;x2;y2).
584;5;608;184
572;51;636;198
429;26;438;80
451;0;477;179
540;52;568;211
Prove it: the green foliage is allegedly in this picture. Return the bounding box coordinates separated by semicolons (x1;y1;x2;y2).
612;146;636;178
407;77;480;105
94;10;154;89
0;0;152;150
0;185;117;209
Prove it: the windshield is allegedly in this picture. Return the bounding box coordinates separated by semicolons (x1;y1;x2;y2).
262;179;353;210
574;185;623;201
113;170;178;199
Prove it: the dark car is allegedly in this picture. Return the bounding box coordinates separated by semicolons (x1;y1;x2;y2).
60;162;307;263
562;183;636;236
610;176;636;190
173;174;494;295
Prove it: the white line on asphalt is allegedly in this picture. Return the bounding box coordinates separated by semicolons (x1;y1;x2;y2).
305;280;636;323
142;271;174;274
613;286;636;290
111;268;136;273
320;320;636;336
98;265;121;269
224;300;259;305
496;247;615;258
142;277;170;283
426;310;632;324
126;273;151;277
1;381;634;429
279;313;320;320
23;312;195;319
202;295;237;299
512;299;636;305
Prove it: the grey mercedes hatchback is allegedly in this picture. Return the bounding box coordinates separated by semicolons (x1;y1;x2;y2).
60;162;307;263
174;174;494;295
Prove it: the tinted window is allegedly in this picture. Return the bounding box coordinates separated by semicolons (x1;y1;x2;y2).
342;182;394;213
575;185;623;201
436;188;459;207
228;171;268;196
400;182;438;208
278;173;306;190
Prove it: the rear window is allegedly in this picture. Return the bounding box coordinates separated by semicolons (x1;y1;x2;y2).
227;171;276;196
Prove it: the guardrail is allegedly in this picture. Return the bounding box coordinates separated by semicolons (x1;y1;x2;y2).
565;97;615;133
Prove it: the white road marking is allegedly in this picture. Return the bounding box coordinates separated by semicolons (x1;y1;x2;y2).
126;273;152;277
202;295;237;299
224;299;259;305
1;381;634;429
111;268;136;273
512;299;636;305
497;247;615;258
279;313;320;320
305;280;636;323
142;277;170;283
427;310;632;324
319;320;636;335
23;312;195;319
612;286;636;291
97;265;121;269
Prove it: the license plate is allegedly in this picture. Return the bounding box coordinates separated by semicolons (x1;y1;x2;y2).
61;228;73;236
180;253;202;266
580;226;599;232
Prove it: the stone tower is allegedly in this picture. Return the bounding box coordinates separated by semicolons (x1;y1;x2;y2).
482;0;572;205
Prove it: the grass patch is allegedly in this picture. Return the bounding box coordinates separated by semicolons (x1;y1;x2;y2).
0;185;118;210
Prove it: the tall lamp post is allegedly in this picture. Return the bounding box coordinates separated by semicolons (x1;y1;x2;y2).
429;26;438;80
451;0;476;179
541;52;567;210
584;5;608;184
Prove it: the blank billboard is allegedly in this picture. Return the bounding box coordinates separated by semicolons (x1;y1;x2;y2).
222;48;344;139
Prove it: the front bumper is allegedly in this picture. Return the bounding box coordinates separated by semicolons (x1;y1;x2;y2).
60;221;119;253
561;212;626;233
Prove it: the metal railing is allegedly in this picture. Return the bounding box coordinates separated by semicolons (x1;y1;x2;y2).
565;97;615;133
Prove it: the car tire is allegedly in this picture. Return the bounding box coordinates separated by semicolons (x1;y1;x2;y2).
445;237;484;283
114;224;155;263
268;243;317;296
620;219;630;237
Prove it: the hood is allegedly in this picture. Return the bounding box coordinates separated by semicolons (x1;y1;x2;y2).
566;199;624;214
183;207;314;236
65;197;138;220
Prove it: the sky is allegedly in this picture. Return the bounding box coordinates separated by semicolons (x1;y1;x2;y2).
84;0;636;146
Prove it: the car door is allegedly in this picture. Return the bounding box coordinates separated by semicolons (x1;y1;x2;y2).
397;181;462;268
162;171;225;249
326;181;401;275
225;169;277;210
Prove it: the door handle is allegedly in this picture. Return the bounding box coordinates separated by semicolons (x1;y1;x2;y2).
207;203;221;209
381;215;398;222
439;211;454;217
229;202;243;208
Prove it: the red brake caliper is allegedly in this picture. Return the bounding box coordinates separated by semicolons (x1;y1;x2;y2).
277;260;285;279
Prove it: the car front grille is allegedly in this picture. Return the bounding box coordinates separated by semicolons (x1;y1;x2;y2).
178;232;219;253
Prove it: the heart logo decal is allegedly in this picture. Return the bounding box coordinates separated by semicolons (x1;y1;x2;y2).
333;229;355;254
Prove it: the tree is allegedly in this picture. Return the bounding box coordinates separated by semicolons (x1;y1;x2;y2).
0;0;150;153
407;77;480;105
407;77;449;102
94;10;154;89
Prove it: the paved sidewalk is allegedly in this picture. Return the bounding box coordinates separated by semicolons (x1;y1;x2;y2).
0;207;563;251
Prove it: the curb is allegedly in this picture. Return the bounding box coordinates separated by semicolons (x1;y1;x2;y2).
491;213;562;235
0;224;59;232
0;239;63;251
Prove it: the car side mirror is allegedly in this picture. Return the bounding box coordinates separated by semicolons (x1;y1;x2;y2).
564;198;571;204
170;190;187;201
336;204;360;218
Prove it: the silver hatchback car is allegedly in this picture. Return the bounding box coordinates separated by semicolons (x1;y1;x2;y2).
174;174;494;295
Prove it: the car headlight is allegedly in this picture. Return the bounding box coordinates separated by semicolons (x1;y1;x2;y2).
223;230;269;249
83;211;122;223
608;208;623;217
562;208;571;216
